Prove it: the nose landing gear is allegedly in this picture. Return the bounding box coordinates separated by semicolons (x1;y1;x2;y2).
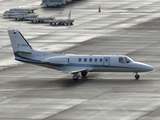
135;72;140;80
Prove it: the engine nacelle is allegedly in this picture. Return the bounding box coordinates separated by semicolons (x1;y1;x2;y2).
42;56;69;65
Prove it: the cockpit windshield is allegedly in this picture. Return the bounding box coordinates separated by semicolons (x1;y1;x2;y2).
119;56;132;64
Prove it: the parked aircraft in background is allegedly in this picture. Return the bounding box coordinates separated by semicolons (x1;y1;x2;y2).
13;15;38;21
8;30;154;81
4;10;31;14
26;17;55;23
3;7;38;18
45;11;74;25
3;13;27;18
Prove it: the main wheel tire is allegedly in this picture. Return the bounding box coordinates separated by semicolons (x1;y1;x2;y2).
135;74;140;80
81;71;88;77
73;73;79;81
73;78;78;81
73;76;79;81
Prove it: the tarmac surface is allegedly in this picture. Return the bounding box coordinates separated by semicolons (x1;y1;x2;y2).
0;0;160;119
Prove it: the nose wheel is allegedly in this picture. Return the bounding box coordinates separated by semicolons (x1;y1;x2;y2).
135;73;140;80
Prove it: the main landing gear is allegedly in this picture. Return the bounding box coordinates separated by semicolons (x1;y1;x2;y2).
73;73;80;81
72;71;88;81
81;71;88;77
135;72;140;80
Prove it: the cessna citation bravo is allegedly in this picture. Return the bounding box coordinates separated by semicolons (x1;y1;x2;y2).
8;30;154;81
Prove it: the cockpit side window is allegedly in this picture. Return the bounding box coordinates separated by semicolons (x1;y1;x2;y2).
124;57;131;63
119;57;131;64
119;57;125;63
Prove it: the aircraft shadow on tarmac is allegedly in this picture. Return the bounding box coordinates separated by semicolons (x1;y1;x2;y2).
38;75;152;88
12;75;153;92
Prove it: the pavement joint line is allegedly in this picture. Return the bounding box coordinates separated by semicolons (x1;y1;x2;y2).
0;75;62;78
0;84;160;92
112;84;160;88
0;86;107;92
0;75;159;80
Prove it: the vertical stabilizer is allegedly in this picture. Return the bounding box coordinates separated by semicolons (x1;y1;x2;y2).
8;30;32;53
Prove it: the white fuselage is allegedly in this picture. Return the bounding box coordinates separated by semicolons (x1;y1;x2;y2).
8;29;154;80
14;50;153;73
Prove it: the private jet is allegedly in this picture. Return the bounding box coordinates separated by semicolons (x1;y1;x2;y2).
8;30;154;81
46;11;74;25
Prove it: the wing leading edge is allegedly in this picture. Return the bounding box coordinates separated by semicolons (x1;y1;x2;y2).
62;68;93;74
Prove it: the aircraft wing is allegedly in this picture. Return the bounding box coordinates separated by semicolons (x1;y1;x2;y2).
44;19;56;22
25;18;36;21
45;20;60;23
62;68;93;74
9;16;19;18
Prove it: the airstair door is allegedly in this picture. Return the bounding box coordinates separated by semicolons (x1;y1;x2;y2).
103;57;110;66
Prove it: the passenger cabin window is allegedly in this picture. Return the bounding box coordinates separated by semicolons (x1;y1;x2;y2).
84;58;87;62
78;58;82;62
94;58;97;62
99;58;102;62
105;58;108;62
119;57;131;64
89;58;92;62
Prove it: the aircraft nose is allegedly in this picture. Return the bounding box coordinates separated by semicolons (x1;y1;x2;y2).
146;65;154;71
140;63;154;71
135;62;154;72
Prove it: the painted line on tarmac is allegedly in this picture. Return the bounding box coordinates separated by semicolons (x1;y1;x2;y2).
0;75;62;78
0;84;160;92
0;86;107;92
